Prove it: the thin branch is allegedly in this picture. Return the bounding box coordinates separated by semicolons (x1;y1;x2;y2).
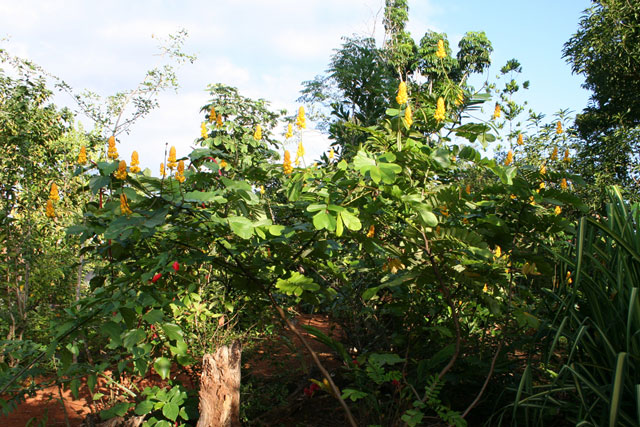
461;342;502;419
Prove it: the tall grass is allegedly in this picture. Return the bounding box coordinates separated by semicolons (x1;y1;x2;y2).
501;187;640;426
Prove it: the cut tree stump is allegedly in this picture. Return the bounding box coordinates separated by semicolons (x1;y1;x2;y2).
197;340;242;427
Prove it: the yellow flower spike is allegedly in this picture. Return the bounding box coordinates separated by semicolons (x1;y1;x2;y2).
436;39;446;59
201;122;208;139
563;148;570;162
505;150;513;166
175;160;186;183
283;150;293;175
107;135;118;160
539;182;546;190
404;104;413;127
77;146;87;165
216;113;223;128
551;147;559;161
130;151;141;173
167;146;178;170
495;246;502;259
296;106;306;129
285;123;293;139
492;104;501;120
561;178;568;190
540;164;547;175
160;163;166;177
483;284;488;293
367;225;375;238
120;193;132;216
220;159;227;168
260;185;265;195
45;199;56;218
254;124;262;141
396;81;408;105
554;206;562;215
517;133;523;145
434;97;446;122
465;184;471;195
329;148;335;161
556;121;563;134
49;183;59;201
209;107;216;122
297;141;305;159
114;160;127;180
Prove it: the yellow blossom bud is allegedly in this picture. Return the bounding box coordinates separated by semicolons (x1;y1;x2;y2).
160;163;166;177
220;159;227;168
505;150;513;166
495;246;502;259
114;160;127;180
556;121;563;134
297;141;305;159
78;146;87;165
107;135;118;160
120;193;132;216
554;205;562;215
436;39;446;59
404;104;413;127
483;284;488;293
465;184;471;195
563;148;570;162
540;165;547;175
46;199;56;218
493;104;501;120
283;150;293;175
285;123;293;139
296;106;306;129
539;182;546;190
396;81;408;105
517;133;523;145
560;178;568;190
130;151;141;173
254;124;262;141
329;148;335;161
209;107;216;122
201;122;208;139
175;160;185;183
167;146;178;169
49;183;59;201
260;185;265;195
551;147;559;161
367;225;375;238
216;113;223;128
510;194;517;200
434;97;446;122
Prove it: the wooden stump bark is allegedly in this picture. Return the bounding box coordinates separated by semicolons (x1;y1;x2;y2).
196;340;242;427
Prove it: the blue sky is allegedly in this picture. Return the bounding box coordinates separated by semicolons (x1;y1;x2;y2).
0;0;591;170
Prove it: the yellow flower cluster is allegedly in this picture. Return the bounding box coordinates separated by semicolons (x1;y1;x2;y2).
436;39;446;59
114;160;128;180
517;134;523;145
130;151;141;173
434;97;446;122
46;199;56;218
216;113;223;128
254;124;262;141
283;150;293;175
209;107;216;122
366;225;375;238
296;106;306;129
220;159;228;168
383;258;405;274
465;184;471;195
554;206;562;215
175;160;185;183
167;146;178;170
285;123;293;139
540;164;547;175
49;183;59;201
120;193;132;216
551;147;559;161
505;150;513;166
494;246;502;259
201;122;208;139
560;178;568;190
107;136;118;160
404;104;413;127
563;148;570;162
396;81;408;105
556;121;563;134
295;141;305;166
78;146;87;165
160;163;166;177
493;104;501;120
260;185;265;195
329;148;335;161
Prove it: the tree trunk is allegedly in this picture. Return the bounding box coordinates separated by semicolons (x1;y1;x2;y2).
197;340;241;427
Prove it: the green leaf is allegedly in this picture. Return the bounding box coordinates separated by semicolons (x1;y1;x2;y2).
413;204;438;227
143;309;164;324
184;191;227;204
275;272;320;296
228;216;254;239
340;210;362;231
162;402;179;421
89;176;110;195
341;388;368;402
100;402;132;420
431;148;451;169
313;211;334;231
161;323;183;341
154;357;172;380
122;329;146;349
336;213;344;237
369;353;405;366
135;399;154;415
268;225;285;236
307;204;327;212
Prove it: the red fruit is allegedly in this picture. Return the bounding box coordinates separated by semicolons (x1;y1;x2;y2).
151;273;162;283
172;261;180;272
391;379;400;388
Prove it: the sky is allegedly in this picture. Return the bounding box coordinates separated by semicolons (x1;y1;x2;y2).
0;0;592;171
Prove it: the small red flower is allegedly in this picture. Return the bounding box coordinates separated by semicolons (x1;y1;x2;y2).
391;379;401;388
151;273;162;283
172;261;180;272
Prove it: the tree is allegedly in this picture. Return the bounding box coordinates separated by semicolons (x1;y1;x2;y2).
563;0;640;197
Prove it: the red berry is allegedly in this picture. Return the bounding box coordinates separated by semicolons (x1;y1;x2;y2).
151;273;162;283
172;261;180;272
